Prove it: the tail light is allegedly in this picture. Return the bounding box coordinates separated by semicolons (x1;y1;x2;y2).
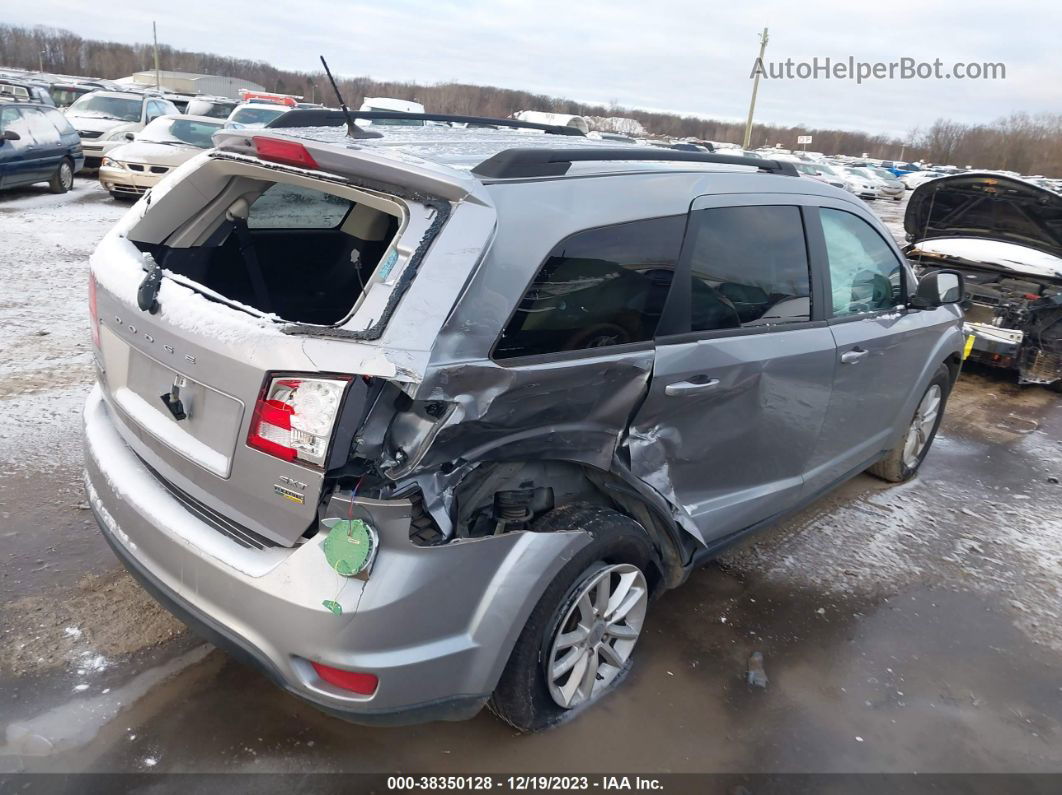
310;662;378;695
252;137;319;170
247;375;350;467
88;273;100;348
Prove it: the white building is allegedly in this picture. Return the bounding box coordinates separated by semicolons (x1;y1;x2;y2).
120;70;265;99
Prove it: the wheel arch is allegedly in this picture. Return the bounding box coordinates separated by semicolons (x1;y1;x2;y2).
447;458;692;592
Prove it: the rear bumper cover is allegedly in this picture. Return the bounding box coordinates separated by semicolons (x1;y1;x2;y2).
83;385;588;724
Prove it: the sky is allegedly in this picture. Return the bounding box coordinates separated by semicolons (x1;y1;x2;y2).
9;0;1062;138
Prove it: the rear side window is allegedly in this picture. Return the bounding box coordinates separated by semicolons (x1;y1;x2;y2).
494;215;686;360
686;205;812;332
820;208;903;316
247;183;353;229
42;107;75;135
21;108;61;146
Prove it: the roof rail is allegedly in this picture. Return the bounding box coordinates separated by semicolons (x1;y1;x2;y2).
266;109;586;136
472;147;801;179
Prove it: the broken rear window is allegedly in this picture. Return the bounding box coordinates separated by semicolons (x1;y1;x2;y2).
124;158;408;327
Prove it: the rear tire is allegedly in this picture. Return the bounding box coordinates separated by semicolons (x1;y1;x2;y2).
867;364;951;483
48;158;73;194
488;504;655;732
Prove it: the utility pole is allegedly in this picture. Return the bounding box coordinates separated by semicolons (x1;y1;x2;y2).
38;50;45;73
742;27;769;150
899;141;906;161
152;21;161;90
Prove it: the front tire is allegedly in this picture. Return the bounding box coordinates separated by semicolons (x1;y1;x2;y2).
48;158;74;194
488;504;655;732
867;364;951;483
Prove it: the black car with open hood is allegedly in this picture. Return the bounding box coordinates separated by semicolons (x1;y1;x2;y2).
905;172;1062;260
903;173;1062;388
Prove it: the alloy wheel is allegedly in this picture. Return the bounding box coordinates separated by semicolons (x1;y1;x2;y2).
546;563;648;709
902;384;942;469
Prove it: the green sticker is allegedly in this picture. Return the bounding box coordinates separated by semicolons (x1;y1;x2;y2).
322;600;342;615
322;519;375;577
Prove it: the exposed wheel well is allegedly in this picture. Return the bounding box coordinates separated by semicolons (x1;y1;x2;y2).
445;460;689;591
944;352;962;385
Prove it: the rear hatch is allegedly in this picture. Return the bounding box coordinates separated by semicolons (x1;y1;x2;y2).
89;134;495;546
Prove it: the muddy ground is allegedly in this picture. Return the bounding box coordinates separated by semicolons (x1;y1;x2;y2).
0;181;1060;773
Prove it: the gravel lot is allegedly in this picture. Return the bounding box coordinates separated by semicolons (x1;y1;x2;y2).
0;179;1060;774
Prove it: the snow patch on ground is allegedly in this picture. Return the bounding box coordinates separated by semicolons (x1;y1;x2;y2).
726;426;1062;652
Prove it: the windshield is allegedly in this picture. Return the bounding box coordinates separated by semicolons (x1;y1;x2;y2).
138;116;222;147
230;106;287;125
69;94;142;122
870;167;895;180
811;163;837;176
186;100;234;119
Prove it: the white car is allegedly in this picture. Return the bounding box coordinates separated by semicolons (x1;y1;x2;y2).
64;91;179;168
900;170;946;190
357;97;426;127
855;166;906;201
793;161;847;190
224;103;290;130
838;166;881;199
98;114;224;200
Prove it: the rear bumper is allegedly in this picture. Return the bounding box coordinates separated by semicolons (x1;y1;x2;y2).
83;386;586;724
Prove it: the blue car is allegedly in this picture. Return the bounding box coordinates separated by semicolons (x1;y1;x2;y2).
0;101;84;193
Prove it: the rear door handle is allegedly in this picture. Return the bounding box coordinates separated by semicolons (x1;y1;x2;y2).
840;348;869;364
664;377;719;396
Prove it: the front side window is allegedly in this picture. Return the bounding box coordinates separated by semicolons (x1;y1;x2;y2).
686;205;812;332
820;208;903;316
43;107;76;135
0;106;24;134
495;216;686;359
247;183;353;229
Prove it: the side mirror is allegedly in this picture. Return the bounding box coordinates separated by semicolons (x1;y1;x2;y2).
911;269;964;309
2;129;20;141
124;132;135;141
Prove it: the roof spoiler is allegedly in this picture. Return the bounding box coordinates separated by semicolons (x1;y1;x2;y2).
266;110;586;137
471;147;801;179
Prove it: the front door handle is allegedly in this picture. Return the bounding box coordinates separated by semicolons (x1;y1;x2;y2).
840;348;869;364
664;377;720;397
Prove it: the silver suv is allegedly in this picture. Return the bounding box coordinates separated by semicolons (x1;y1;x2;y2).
84;118;966;730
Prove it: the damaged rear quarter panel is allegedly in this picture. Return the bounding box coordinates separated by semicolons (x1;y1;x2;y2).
402;174;707;474
414;351;654;473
